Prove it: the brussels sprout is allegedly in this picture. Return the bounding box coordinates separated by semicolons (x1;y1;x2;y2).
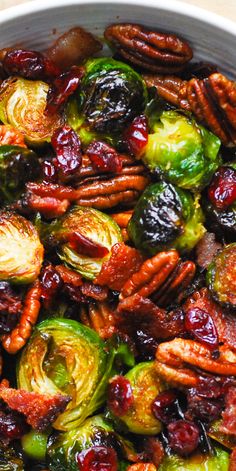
0;211;44;283
111;362;165;435
208;419;236;450
22;429;48;460
50;205;122;280
141;111;221;190
47;414;133;471
0;145;40;203
0;442;24;471
0;77;63;145
159;446;229;471
128;182;205;255
77;58;147;135
206;243;236;309
18;319;132;431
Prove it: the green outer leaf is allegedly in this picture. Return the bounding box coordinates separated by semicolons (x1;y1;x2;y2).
18;318;109;431
159;446;229;471
142;111;221;190
117;362;165;435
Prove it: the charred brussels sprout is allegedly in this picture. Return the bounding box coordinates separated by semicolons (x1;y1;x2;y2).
0;211;44;283
0;442;24;470
128;182;205;255
47;414;129;471
206;243;236;309
50;205;122;279
0;145;40;203
79;58;147;134
0;77;63;145
111;362;165;435
18;319;131;431
141;111;221;190
159;446;229;471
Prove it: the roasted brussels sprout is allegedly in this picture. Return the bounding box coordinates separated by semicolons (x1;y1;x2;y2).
128;182;205;255
47;414;132;471
0;211;44;283
22;429;48;460
140;111;221;190
18;319;131;431
0;442;24;470
50;205;122;280
206;243;236;309
110;362;165;435
0;145;40;203
158;446;229;471
78;58;147;134
0;77;63;145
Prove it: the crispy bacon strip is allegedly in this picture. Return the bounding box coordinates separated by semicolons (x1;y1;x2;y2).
156;338;236;377
55;265;82;286
26;193;70;219
2;280;41;354
221;387;236;436
0;381;70;431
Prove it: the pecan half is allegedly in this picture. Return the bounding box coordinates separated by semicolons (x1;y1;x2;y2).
105;24;193;73
80;301;117;339
78;153;147;180
143;72;236;145
120;249;196;307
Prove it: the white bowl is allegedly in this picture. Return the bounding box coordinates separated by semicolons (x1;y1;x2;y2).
0;0;236;78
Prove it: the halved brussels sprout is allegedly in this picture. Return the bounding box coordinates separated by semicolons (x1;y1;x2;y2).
159;446;229;471
18;319;131;431
0;145;40;203
111;362;165;435
0;77;63;145
206;243;236;309
78;58;147;134
47;414;135;471
50;205;122;280
0;211;44;283
141;111;221;190
128;182;205;255
0;442;24;471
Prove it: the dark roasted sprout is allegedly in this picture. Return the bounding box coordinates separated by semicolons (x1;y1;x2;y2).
0;21;236;471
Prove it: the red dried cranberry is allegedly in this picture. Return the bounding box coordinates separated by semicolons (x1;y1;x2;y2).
77;446;118;471
67;231;109;258
86;141;123;174
208;166;236;210
0;282;22;334
41;160;58;183
107;376;134;417
46;65;84;114
3;49;60;80
185;395;222;423
167;420;200;456
41;265;63;308
124;115;148;157
185;307;219;349
51;125;82;181
0;410;29;443
152;390;178;424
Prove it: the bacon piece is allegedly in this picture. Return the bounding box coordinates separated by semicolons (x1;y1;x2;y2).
25;193;70;219
0;124;26;147
55;265;82;286
184;288;236;351
80;282;108;302
117;293;184;340
0;382;70;431
95;243;143;291
196;232;222;269
221;387;236;436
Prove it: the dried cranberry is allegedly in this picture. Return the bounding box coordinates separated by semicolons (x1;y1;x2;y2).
41;265;63;308
107;376;134;416
51;125;82;181
0;282;22;334
77;446;118;471
185;307;219;349
67;231;109;258
46;65;84;114
185;395;222;423
167;420;200;456
86;141;123;174
135;330;159;361
0;410;28;443
124;115;148;157
3;49;60;80
41;160;58;183
208;166;236;210
152;390;179;424
194;375;223;399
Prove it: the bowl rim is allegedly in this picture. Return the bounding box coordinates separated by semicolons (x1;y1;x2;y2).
0;0;236;36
